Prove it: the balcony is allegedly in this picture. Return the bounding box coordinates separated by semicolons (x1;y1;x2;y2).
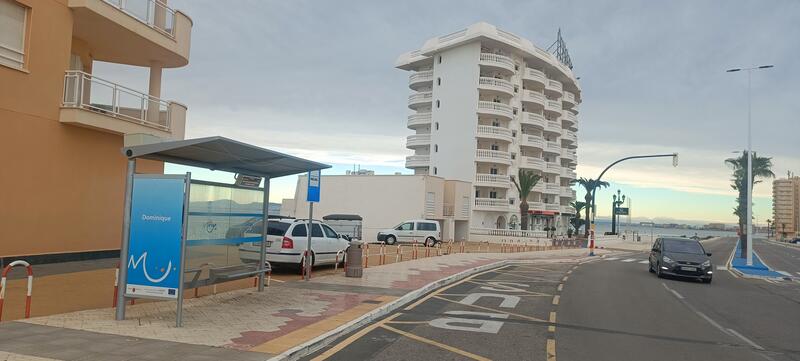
477;101;514;120
407;113;432;129
544;141;561;154
562;112;577;127
561;205;577;215
562;91;576;109
520;134;544;150
561;168;577;179
519;155;545;171
405;155;430;168
69;0;192;67
478;77;515;96
406;134;431;148
409;70;433;90
521;90;545;107
544;183;561;195
523;68;546;87
476;125;513;142
479;53;515;73
544;100;562;116
474;198;512;212
475;174;511;188
408;91;432;110
561;149;577;163
543;162;561;174
520;111;545;128
475;149;511;165
560;187;576;199
545;79;563;96
544;121;562;135
563;130;577;144
545;203;561;212
532;183;545;193
60;70;185;139
528;201;545;212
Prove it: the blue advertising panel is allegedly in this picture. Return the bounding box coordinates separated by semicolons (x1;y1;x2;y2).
125;175;187;299
307;170;321;202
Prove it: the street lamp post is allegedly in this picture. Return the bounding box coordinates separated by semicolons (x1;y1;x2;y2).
611;190;626;235
726;64;773;266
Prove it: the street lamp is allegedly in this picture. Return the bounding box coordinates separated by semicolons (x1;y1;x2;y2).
726;64;774;266
611;190;626;235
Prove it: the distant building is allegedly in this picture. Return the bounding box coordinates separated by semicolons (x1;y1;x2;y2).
705;223;726;231
346;169;375;176
772;175;800;239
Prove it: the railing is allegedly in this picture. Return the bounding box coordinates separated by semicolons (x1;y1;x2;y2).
476;125;512;140
478;77;514;93
477;101;513;116
476;174;510;185
407;113;432;127
545;100;562;113
103;0;177;37
563;112;577;123
545;203;561;212
520;155;544;169
545;121;562;134
475;149;511;162
439;29;467;43
470;227;547;239
524;68;546;83
561;187;576;198
563;91;576;104
545;183;560;193
405;155;430;167
528;201;545;211
546;141;561;152
408;92;433;105
62;70;171;131
409;70;434;85
520;134;544;149
546;79;563;93
561;205;576;214
522;90;545;104
562;168;577;179
562;148;577;160
479;53;515;69
521;112;545;128
443;203;455;217
545;162;561;173
532;183;545;193
474;198;510;208
563;131;577;143
406;134;431;146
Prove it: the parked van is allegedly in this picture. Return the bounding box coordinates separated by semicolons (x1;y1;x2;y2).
377;220;441;247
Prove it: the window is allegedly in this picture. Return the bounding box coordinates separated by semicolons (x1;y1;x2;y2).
322;225;338;238
291;224;308;237
0;0;27;69
265;221;290;236
310;224;324;237
435;122;439;130
475;190;480;198
417;222;437;231
433;167;438;175
490;168;498;175
438;55;442;64
396;222;414;231
437;77;441;86
491;144;499;151
436;100;440;108
489;191;497;199
434;144;438;152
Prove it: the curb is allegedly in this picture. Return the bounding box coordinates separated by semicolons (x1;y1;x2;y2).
267;259;510;361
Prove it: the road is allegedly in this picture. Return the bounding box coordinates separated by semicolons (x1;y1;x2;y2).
306;237;800;360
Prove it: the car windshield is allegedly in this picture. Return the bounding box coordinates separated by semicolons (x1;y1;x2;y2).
663;239;705;254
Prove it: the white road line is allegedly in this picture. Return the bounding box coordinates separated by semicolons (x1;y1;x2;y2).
726;328;766;351
796;272;800;276
638;260;649;264
661;283;684;299
621;258;637;263
604;257;620;261
777;271;792;277
716;266;728;271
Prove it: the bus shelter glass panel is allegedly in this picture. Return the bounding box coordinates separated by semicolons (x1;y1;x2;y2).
186;182;264;271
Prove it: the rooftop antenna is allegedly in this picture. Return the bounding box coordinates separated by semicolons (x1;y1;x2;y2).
546;28;573;70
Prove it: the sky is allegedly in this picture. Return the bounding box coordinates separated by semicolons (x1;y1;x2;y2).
94;0;800;225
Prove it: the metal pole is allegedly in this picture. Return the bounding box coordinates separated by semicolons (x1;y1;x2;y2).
258;176;271;291
176;173;191;327
745;70;753;266
305;203;313;281
115;158;136;321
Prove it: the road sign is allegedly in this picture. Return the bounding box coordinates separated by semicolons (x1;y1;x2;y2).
125;175;187;300
615;207;629;215
307;170;321;202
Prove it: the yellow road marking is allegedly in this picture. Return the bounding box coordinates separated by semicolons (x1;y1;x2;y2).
547;339;557;361
562;276;569;282
385;320;428;325
432;295;546;322
479;271;561;282
405;266;510;311
557;284;563;292
549;312;556;323
552;295;560;305
566;270;572;274
310;313;401;361
381;324;491;361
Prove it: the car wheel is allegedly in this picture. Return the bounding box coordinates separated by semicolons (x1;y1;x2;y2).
385;235;397;245
702;277;712;284
425;237;436;247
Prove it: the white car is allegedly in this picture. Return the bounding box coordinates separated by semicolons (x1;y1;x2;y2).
377;219;441;247
238;218;349;272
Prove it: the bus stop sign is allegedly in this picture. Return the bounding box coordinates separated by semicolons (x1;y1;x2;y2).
307;170;321;202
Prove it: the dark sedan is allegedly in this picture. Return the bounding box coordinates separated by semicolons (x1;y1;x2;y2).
649;237;713;283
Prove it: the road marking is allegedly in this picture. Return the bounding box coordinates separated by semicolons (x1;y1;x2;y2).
432;295;546;322
621;258;637;262
557;283;563;292
562;276;569;282
380;324;491;361
546;339;556;361
310;313;402;361
661;283;684;299
638;260;649;264
717;266;728;271
797;272;800;276
548;311;556;332
405;266;509;311
604;257;620;261
777;271;792;277
566;270;572;274
726;328;766;351
552;295;560;305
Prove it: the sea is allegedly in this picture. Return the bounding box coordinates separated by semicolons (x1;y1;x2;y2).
593;222;739;239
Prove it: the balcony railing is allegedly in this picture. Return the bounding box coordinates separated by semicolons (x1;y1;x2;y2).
520;156;545;170
409;70;434;86
470;227;547;239
546;141;561;153
474;198;511;210
545;162;561;173
408;92;433;106
475;149;511;163
561;168;577;179
522;90;545;105
479;53;515;71
406;134;431;147
476;125;512;141
405;155;430;168
563;112;577;124
524;68;546;84
545;183;560;194
407;113;432;128
545;121;562;135
545;100;562;114
546;79;563;94
521;111;545;128
563;91;576;104
561;205;576;214
545;203;561;212
560;187;576;198
520;134;544;149
479;77;514;94
62;70;171;131
563;130;577;143
477;101;514;118
476;174;510;186
103;0;177;37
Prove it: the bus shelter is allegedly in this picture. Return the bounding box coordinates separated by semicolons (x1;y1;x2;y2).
115;136;329;326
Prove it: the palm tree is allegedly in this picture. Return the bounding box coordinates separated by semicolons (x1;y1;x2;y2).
571;178;610;238
511;169;541;231
725;151;774;248
569;201;586;235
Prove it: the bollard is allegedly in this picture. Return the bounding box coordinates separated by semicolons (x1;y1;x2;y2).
412;240;418;260
460;241;465;253
363;243;370;268
0;260;33;321
436;243;442;256
380;242;387;265
396;244;403;263
335;250;345;271
425;245;431;258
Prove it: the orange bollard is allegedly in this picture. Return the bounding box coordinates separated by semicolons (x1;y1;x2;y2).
0;260;33;321
363;243;370;268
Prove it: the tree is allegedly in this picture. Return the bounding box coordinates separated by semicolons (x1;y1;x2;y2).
511;169;541;231
571;178;610;238
725;151;774;249
569;201;586;236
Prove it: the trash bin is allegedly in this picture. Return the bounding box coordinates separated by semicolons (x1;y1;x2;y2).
345;241;363;278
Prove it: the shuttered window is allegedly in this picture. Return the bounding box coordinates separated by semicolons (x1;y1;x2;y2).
0;0;27;69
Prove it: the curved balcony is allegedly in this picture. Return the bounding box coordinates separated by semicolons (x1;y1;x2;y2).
475;174;511;188
544;100;562;116
545;79;563;97
519;155;545;171
408;70;433;90
561;148;577;163
562;91;576;109
521;90;545;107
408;92;433;110
561;205;576;215
477;101;513;120
520;111;545;129
543;162;561;174
406;134;431;149
476;125;513;143
520;134;544;150
479;53;515;74
405;155;430;168
478;77;514;96
544;121;562;136
568;103;579;115
544;203;561;212
544;183;561;195
560;187;576;199
407;113;432;129
475;149;511;165
544;141;561;155
528;201;545;212
474;198;511;212
561;168;577;179
531;183;545;193
562;129;577;144
562;112;577;127
523;68;546;87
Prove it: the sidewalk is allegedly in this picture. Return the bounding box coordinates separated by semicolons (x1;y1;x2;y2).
0;247;606;360
593;235;652;252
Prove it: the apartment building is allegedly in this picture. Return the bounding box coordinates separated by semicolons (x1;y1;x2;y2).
397;22;580;236
0;0;192;259
772;176;800;239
